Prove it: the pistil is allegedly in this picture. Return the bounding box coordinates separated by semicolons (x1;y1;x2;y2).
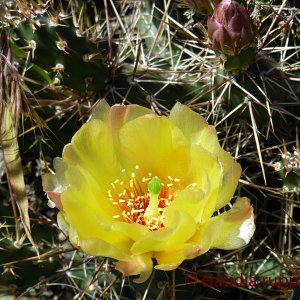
144;176;162;219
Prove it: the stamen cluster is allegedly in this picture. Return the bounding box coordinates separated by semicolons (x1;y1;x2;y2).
108;165;181;231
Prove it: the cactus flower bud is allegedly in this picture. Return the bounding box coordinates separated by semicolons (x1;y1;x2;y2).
183;0;222;14
207;0;257;56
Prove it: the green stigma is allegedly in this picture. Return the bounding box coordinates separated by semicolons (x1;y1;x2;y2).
148;176;162;195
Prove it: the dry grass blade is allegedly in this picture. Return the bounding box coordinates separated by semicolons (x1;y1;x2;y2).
0;104;38;253
0;32;38;254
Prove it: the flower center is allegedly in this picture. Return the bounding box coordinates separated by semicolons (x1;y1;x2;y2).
108;165;180;231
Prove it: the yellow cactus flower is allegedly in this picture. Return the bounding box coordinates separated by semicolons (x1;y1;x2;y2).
42;101;255;283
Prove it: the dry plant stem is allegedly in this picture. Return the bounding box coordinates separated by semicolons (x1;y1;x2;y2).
0;35;37;253
0;104;37;253
0;247;75;267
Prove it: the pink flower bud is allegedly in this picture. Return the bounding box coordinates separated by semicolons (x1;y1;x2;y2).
208;0;257;55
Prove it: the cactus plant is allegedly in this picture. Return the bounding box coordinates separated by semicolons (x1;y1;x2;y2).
11;16;108;94
0;0;300;299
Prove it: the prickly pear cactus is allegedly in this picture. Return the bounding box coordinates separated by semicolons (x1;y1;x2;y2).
1;0;300;299
10;11;108;94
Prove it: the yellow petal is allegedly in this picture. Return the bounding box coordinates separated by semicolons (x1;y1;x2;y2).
112;222;149;241
62;177;118;225
169;102;207;144
109;104;154;133
89;99;154;125
115;253;153;283
190;145;223;220
165;188;205;224
65;101;154;181
154;243;204;271
63;119;120;191
154;248;186;271
60;186;132;258
197;125;234;174
107;104;155;161
215;161;241;210
52;157;68;187
131;210;196;254
210;197;255;249
57;211;70;236
186;218;223;259
79;238;131;261
42;157;68;209
170;102;235;174
188;197;255;256
59;212;130;260
90;99;111;121
119;115;191;182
